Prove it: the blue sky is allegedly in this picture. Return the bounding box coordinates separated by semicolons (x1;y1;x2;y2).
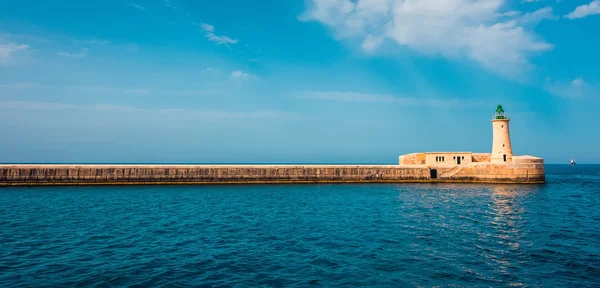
0;0;599;164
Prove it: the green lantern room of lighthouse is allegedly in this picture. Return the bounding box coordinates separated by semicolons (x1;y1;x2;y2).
494;104;506;120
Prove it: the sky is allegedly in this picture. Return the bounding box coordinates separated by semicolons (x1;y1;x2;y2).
0;0;599;164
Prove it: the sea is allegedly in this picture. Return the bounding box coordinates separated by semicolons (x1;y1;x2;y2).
0;164;598;287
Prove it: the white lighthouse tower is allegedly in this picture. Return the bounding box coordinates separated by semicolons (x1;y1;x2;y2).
491;104;513;163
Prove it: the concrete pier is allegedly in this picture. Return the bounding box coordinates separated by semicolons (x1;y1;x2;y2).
0;162;545;186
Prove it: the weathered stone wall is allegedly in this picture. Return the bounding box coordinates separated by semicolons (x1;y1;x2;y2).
472;153;491;162
513;156;544;164
0;163;545;186
450;163;545;183
0;165;429;185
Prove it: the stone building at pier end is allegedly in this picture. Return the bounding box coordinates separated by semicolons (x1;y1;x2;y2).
398;105;545;182
0;105;544;186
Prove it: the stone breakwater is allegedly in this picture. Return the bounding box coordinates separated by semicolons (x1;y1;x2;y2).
0;163;545;186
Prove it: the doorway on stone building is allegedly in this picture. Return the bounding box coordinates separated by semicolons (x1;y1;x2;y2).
456;157;461;165
430;169;438;179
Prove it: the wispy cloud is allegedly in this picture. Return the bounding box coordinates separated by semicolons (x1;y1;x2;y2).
361;34;384;54
565;0;600;19
0;41;29;63
198;23;238;46
231;70;250;78
0;82;219;96
57;48;88;58
295;91;486;107
87;38;111;45
200;23;214;32
500;11;521;17
544;77;598;98
0;82;52;90
0;100;291;119
122;88;153;95
57;85;150;94
165;89;220;96
297;91;406;103
70;38;111;46
206;34;237;45
128;2;146;12
518;6;557;25
571;78;584;87
163;0;176;10
202;67;213;72
1;33;48;44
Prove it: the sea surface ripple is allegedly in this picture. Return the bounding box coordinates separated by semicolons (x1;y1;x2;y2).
1;165;599;287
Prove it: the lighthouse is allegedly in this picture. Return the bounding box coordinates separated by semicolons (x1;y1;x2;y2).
491;104;513;163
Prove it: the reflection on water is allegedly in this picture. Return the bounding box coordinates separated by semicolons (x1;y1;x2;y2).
486;185;527;286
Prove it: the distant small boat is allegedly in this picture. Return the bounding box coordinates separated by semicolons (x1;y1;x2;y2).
570;159;576;165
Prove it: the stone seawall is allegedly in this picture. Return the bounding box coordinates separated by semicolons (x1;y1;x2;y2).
0;164;545;186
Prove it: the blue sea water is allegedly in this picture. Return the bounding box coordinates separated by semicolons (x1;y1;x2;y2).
1;164;599;287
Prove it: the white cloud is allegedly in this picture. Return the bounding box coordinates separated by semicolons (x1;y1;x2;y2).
231;70;250;77
361;34;384;53
501;11;521;17
163;0;176;9
0;41;29;62
565;0;600;19
202;67;213;72
128;2;146;12
571;77;584;87
199;23;238;45
206;34;237;45
57;48;88;58
200;23;214;32
295;91;486;107
519;6;557;25
545;77;598;98
300;0;554;79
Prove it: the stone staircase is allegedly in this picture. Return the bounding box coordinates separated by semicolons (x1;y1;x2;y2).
440;166;464;178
